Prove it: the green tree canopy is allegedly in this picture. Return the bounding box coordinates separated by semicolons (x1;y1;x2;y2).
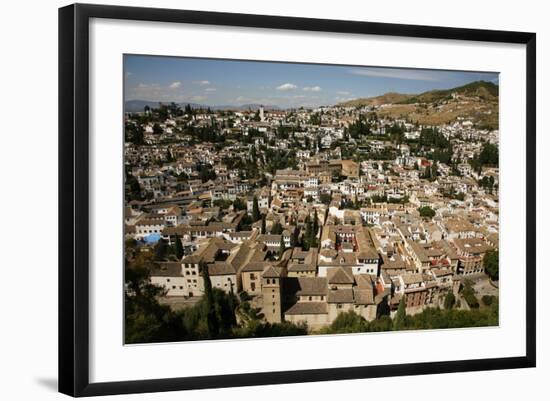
418;206;436;219
444;291;456;310
484;249;499;281
278;235;286;260
393;295;407;330
271;221;283;235
174;234;184;260
252;196;261;222
321;311;369;333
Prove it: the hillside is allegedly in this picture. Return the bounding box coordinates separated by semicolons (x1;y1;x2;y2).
338;92;413;107
337;80;499;129
397;81;499;104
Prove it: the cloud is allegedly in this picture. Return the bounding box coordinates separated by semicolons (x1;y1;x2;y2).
204;87;217;92
190;95;207;102
194;80;210;85
303;86;322;92
138;83;158;88
127;82;187;102
349;68;441;81
335;96;355;102
276;83;297;91
337;91;351;95
169;81;182;89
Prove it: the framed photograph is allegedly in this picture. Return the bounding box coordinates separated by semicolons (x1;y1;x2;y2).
59;3;536;397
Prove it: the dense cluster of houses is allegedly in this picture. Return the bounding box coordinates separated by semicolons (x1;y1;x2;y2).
125;103;499;330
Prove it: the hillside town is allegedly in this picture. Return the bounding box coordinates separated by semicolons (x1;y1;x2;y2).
124;85;499;335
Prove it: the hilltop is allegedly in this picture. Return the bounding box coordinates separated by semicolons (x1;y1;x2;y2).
337;81;499;130
397;80;498;104
338;92;413;107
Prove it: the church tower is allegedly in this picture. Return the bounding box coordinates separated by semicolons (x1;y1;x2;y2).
261;265;284;323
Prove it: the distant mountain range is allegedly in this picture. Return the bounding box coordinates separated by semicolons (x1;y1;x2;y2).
337;80;498;108
124;100;281;113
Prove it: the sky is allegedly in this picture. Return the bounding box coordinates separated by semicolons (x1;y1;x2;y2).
124;55;499;108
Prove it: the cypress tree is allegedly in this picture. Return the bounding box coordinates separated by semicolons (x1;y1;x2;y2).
278;235;286;260
393;295;407;331
444;291;456;310
200;261;219;338
261;215;266;234
174;234;184;259
303;215;312;251
252;196;260;222
312;209;319;239
153;239;168;261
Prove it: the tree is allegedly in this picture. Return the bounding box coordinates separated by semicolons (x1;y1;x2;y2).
290;227;299;247
198;164;216;183
420;161;438;181
174;234;184;259
418;206;436;219
312;209;319;238
200;261;220;338
261;215;266;234
153;239;169;261
393;295;407;330
478;176;495;194
320;192;331;205
444;291;456;310
252;196;261;222
271;221;283;235
233;197;247;211
278;235;286;260
152;123;163;135
461;280;479;309
165;148;173;162
484;249;499;281
125;262;185;344
125;122;144;146
321;311;369;333
125;171;143;201
482;295;495;306
477;143;499;167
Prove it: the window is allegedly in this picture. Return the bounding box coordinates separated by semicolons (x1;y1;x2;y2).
179;286;183;290
166;278;170;282
172;286;176;289
308;296;312;301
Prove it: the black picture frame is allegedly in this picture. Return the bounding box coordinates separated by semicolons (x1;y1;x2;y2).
59;3;536;397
